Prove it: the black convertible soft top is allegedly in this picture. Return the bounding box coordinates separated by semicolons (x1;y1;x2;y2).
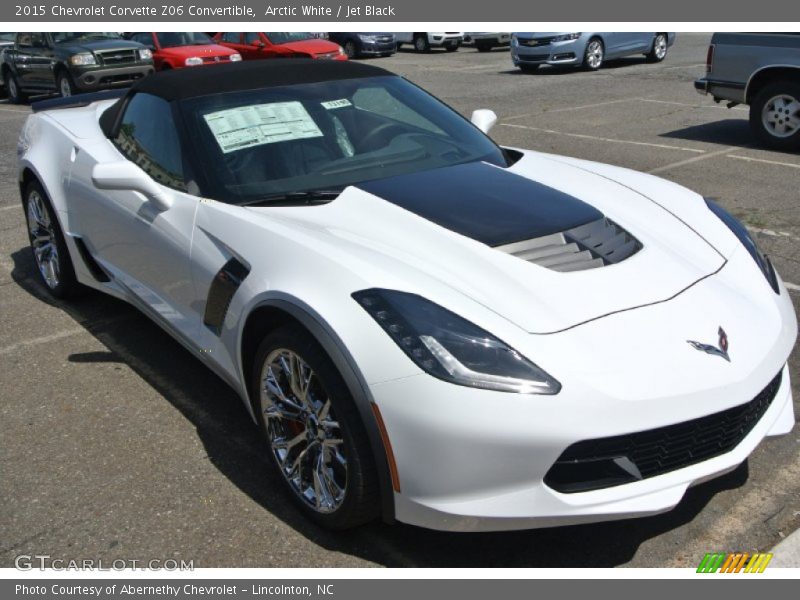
100;59;393;137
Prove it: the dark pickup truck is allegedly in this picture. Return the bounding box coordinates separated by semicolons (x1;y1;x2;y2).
1;32;154;103
695;33;800;151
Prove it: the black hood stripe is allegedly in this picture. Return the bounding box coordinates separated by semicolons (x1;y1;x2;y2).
357;161;602;247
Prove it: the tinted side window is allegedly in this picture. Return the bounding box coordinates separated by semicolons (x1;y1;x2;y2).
114;93;186;191
222;32;241;43
245;32;261;44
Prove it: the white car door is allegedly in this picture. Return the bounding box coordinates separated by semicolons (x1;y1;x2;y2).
68;92;201;343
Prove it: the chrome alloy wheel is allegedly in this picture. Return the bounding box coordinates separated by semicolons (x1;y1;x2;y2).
26;190;60;289
761;94;800;138
260;348;347;513
654;34;668;60
585;40;603;69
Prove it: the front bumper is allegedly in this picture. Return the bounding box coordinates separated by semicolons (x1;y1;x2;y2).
430;35;462;47
512;39;583;67
368;255;796;531
75;64;154;91
358;41;397;55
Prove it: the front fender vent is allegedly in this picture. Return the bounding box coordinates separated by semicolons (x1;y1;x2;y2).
496;217;642;272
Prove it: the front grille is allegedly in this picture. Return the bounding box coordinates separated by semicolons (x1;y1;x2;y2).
545;371;783;493
376;36;394;43
97;49;138;66
202;56;230;64
496;217;642;272
518;36;555;47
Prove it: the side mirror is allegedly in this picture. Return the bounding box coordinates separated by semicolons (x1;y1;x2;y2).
471;109;498;134
92;161;173;211
252;40;265;48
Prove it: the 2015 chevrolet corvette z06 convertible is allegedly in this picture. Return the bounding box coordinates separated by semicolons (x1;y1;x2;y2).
17;60;796;531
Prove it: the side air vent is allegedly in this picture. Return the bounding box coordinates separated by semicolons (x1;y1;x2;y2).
496;217;642;272
203;258;250;336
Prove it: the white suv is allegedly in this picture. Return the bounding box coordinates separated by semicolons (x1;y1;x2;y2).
395;32;464;52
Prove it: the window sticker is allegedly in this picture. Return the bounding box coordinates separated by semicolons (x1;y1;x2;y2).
321;98;353;110
203;101;323;154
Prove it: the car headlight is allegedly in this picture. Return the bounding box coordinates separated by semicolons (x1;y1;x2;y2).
184;56;203;66
338;46;345;55
353;289;561;394
511;35;519;47
229;53;242;62
552;33;582;42
69;53;96;66
138;48;153;60
705;198;779;294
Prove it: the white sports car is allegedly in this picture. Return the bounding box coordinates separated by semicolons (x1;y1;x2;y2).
18;60;796;532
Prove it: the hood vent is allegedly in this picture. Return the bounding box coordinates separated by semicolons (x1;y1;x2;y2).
496;217;642;272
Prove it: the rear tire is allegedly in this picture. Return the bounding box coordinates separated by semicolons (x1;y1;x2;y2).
23;181;80;299
252;323;381;529
476;42;493;52
749;80;800;151
4;70;27;104
646;33;669;62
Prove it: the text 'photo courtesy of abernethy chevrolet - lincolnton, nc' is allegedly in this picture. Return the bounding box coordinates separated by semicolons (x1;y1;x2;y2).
15;44;797;532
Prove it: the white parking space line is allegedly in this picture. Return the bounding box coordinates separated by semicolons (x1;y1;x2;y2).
500;123;706;153
728;155;800;170
504;98;635;121
0;327;85;357
785;282;800;294
647;145;742;174
748;226;800;243
660;63;708;70
0;205;20;212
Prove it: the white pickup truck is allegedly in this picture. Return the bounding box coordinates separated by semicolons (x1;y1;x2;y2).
695;33;800;151
395;32;463;53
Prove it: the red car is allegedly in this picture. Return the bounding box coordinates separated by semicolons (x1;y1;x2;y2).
213;32;347;61
126;32;242;70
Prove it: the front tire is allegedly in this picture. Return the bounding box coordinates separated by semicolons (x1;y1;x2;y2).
252;324;380;529
4;70;27;104
646;33;669;62
583;38;604;71
413;34;430;53
23;181;79;299
343;40;357;59
749;80;800;151
476;41;493;52
57;71;76;97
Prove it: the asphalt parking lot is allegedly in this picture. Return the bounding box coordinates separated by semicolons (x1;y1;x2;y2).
1;32;799;568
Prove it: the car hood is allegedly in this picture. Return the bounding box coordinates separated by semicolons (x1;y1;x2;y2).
281;39;341;54
159;44;234;58
56;39;144;53
252;150;725;334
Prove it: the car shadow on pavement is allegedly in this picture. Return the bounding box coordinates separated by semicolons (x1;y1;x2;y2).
9;245;752;568
660;119;753;148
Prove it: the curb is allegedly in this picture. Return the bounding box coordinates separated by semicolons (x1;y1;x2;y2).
771;527;800;567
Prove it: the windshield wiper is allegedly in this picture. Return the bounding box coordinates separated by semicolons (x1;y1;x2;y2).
237;189;343;207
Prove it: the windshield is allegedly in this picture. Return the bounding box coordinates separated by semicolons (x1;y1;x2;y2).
0;33;15;43
264;33;316;45
180;75;507;205
52;32;121;43
156;32;214;48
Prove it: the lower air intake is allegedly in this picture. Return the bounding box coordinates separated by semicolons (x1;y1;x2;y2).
544;370;783;493
496;217;642;272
